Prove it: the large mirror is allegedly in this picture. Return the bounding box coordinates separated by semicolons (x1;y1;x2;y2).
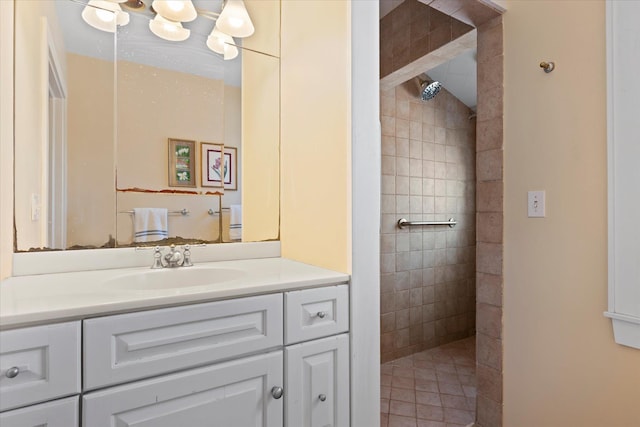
13;0;280;252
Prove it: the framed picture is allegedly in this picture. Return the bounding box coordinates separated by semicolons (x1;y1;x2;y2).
222;146;237;191
201;142;224;187
168;138;196;187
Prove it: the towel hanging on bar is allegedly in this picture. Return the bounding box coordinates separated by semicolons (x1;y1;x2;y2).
229;204;242;241
133;208;168;242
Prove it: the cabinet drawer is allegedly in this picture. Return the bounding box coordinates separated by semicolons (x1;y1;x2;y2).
83;351;283;427
0;396;79;427
0;322;80;411
285;285;349;344
84;293;283;390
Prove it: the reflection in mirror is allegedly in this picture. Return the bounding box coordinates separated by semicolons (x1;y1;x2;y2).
113;3;243;246
14;0;280;252
14;0;116;251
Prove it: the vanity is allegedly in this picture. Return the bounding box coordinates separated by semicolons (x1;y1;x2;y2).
0;256;350;427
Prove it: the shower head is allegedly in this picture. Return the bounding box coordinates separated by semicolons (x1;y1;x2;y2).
417;78;442;101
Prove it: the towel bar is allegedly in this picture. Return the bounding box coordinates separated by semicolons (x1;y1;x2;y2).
208;208;231;215
397;218;457;229
120;209;189;216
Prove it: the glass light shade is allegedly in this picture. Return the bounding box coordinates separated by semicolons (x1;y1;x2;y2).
223;43;239;60
149;15;190;41
216;0;254;38
206;27;234;54
81;0;130;33
207;27;238;60
151;0;197;23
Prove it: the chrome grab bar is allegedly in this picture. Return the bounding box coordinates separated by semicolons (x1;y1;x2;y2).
397;218;457;229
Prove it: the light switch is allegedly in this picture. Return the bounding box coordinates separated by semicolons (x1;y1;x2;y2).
528;191;545;218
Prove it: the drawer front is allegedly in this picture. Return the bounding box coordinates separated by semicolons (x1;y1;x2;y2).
84;293;283;390
0;322;80;411
285;285;349;344
0;396;79;427
83;351;283;427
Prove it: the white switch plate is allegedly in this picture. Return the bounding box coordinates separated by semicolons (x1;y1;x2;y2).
528;191;545;218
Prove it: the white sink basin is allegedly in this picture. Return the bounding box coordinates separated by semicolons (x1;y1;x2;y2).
103;267;246;291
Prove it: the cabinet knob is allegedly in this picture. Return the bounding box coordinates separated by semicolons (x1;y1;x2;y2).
318;394;327;402
5;367;19;379
271;386;284;399
317;311;327;319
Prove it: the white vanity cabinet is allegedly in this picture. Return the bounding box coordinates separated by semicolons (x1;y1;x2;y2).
81;284;350;427
284;285;350;427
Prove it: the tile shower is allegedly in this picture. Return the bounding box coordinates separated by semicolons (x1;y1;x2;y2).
380;81;476;363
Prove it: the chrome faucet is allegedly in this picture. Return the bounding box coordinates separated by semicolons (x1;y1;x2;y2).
164;245;184;267
151;244;193;269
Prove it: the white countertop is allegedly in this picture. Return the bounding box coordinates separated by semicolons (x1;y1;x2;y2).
0;258;349;329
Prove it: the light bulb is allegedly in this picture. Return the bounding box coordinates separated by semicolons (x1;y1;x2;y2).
95;8;115;23
151;0;197;22
228;17;243;28
166;1;184;12
149;14;190;41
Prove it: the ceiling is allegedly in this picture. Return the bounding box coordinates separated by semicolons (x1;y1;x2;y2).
379;0;477;111
57;0;241;85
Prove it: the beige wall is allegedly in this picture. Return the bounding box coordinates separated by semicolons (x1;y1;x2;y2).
280;0;351;273
117;61;225;190
66;53;115;247
503;1;640;426
241;0;280;243
242;50;280;242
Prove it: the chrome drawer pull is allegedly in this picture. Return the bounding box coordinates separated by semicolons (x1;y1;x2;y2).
317;311;327;319
318;394;327;402
5;367;20;378
271;386;284;399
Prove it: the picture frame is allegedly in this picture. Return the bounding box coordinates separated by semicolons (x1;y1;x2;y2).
168;138;196;187
200;142;224;187
222;146;237;191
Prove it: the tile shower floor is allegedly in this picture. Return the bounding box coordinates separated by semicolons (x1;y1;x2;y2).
380;337;476;427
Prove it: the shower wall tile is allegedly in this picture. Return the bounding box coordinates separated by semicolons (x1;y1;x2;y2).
380;0;474;79
476;272;502;307
476;116;503;151
380;82;476;361
477;149;503;181
477;332;502;371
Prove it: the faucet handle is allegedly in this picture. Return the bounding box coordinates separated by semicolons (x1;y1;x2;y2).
151;246;164;269
182;244;193;267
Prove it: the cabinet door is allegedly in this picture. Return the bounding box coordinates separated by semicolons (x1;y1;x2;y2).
83;351;283;427
285;334;349;427
0;396;78;427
